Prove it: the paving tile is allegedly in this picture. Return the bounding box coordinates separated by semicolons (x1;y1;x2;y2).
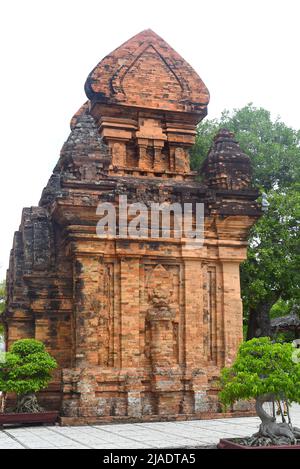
90;444;122;449
115;443;156;449
0;404;299;449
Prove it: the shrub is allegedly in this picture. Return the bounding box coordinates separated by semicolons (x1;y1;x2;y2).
0;338;57;413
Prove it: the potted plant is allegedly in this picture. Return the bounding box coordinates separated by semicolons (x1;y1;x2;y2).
0;338;58;426
218;337;300;449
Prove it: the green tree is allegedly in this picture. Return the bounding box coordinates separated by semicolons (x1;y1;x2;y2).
191;104;300;338
242;189;300;338
0;338;57;413
0;281;5;314
0;280;5;346
220;337;300;445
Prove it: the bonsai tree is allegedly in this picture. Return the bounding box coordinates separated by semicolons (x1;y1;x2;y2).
220;337;300;445
0;338;57;413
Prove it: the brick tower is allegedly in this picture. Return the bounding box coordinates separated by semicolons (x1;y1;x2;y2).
4;30;260;423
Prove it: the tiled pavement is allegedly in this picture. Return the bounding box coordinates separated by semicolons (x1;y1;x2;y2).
1;405;300;449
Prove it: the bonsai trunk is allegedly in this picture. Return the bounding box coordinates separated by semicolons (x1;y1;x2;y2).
254;394;300;444
0;391;6;413
15;393;44;414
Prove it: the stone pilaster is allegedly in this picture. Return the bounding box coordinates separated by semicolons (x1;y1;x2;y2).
183;260;204;368
219;246;246;366
73;255;103;367
120;258;140;368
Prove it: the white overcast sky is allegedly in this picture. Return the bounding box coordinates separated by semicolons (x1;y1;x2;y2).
0;0;299;279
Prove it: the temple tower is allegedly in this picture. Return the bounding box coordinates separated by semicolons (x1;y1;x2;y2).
4;30;260;422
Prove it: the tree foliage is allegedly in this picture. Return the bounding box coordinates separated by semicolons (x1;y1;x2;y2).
0;339;57;396
242;189;300;337
190;104;300;338
0;280;5;343
220;337;300;407
0;281;5;315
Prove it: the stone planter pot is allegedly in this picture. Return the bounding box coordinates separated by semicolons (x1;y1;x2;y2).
0;411;59;427
218;438;300;450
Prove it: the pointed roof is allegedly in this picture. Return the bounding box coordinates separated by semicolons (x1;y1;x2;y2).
85;29;209;115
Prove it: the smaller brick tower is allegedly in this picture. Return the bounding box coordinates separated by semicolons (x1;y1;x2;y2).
4;30;261;423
